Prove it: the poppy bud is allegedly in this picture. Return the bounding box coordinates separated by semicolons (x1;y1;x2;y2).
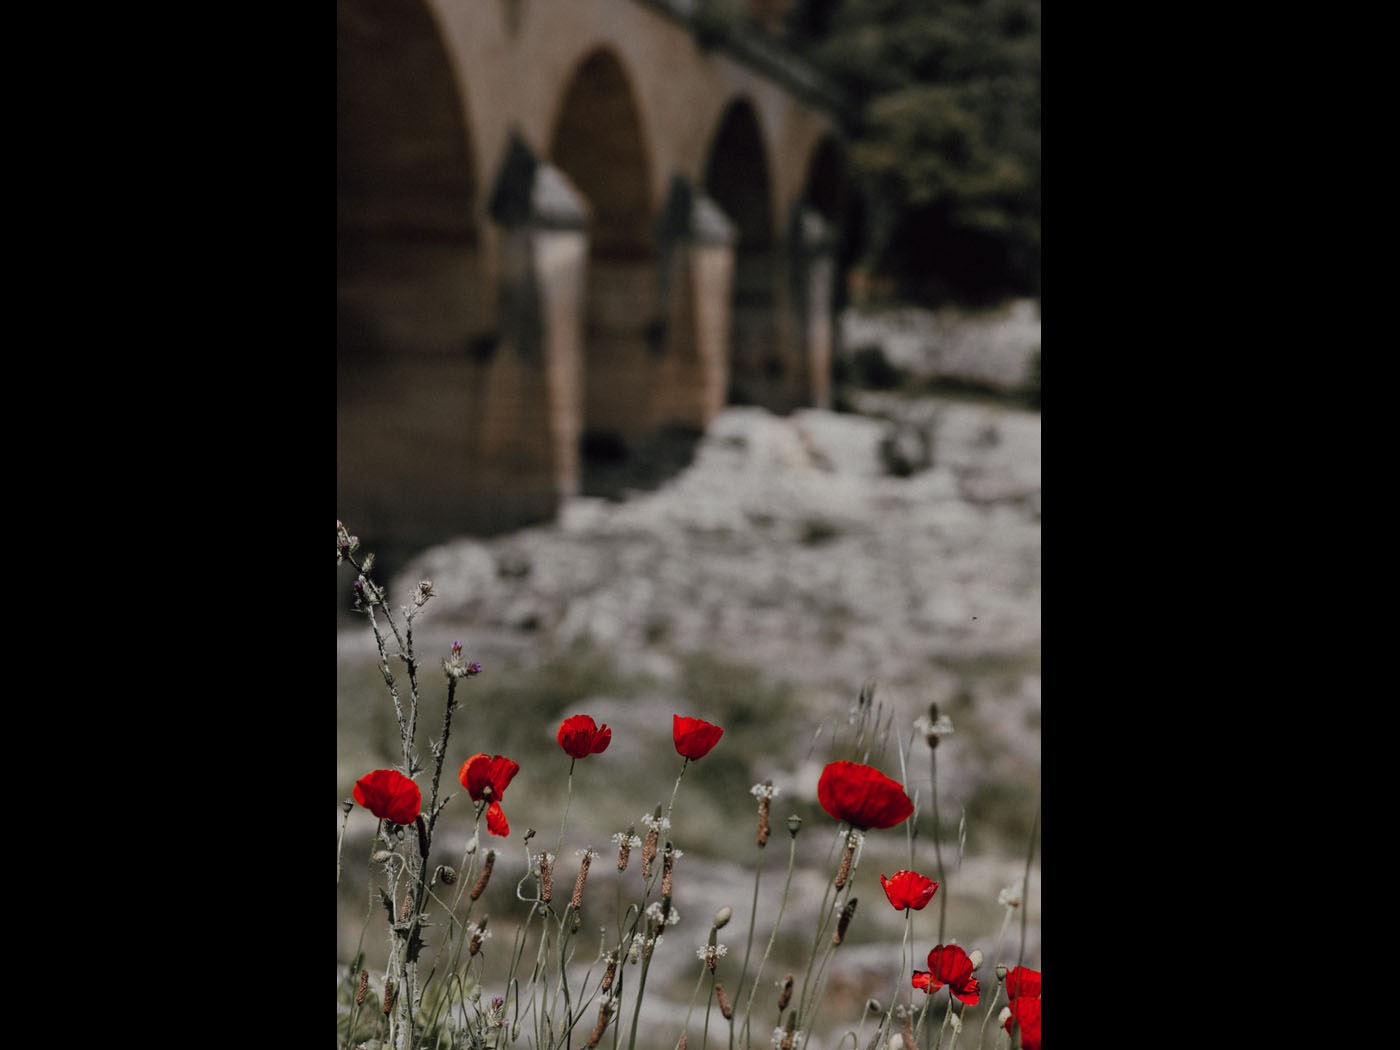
996;963;1008;982
787;815;802;837
436;864;456;885
968;948;984;970
713;905;732;929
777;974;793;1011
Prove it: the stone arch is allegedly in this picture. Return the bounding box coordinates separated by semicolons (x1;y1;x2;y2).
702;97;784;410
548;47;664;486
337;0;493;557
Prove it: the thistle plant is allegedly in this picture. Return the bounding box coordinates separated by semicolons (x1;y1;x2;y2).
337;520;1041;1050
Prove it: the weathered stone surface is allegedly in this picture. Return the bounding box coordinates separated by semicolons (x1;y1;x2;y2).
377;395;1040;702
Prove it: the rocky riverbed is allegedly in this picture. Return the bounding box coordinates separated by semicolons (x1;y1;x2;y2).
338;307;1041;1045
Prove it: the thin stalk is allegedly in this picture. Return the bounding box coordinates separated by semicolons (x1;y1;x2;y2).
739;830;799;1050
929;748;948;943
1018;796;1040;967
729;846;764;1050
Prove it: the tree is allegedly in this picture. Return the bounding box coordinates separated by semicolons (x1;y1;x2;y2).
792;0;1041;306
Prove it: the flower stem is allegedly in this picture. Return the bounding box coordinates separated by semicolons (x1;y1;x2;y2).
929;748;948;944
740;831;799;1049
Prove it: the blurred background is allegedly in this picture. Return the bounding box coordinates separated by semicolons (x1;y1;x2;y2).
338;0;1039;1039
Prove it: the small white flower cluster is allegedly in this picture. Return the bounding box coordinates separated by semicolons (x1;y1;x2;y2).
997;884;1022;908
465;921;492;942
612;831;642;849
750;782;779;800
535;852;556;874
576;847;599;860
641;812;671;833
914;713;956;738
695;942;729;963
645;901;681;926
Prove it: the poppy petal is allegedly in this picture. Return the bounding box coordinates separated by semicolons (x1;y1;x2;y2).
353;769;422;825
817;761;914;830
672;715;724;760
485;800;510;837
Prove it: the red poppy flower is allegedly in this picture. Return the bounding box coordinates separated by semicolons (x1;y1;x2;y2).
353;769;421;826
1003;995;1041;1050
557;714;612;759
1005;965;1041;1001
816;761;914;830
911;944;980;1005
880;870;939;911
458;753;521;837
672;715;724;760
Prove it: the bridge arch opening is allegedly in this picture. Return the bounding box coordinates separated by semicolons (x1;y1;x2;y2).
337;0;491;563
703;98;782;410
549;47;674;495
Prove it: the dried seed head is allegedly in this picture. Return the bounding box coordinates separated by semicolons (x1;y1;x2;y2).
468;916;490;956
382;978;396;1014
471;850;496;901
777;974;793;1012
615;826;637;871
715;982;733;1019
571;850;595;910
355;970;369;1005
539;852;554;904
834;835;857;889
586;996;615;1047
833;897;858;945
661;843;675;897
642;822;660;878
400;890;413;921
902;1009;918;1050
787;815;802;837
436;864;457;885
416;815;430;859
601;953;617;993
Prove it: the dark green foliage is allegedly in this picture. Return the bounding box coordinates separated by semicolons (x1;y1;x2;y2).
791;0;1040;305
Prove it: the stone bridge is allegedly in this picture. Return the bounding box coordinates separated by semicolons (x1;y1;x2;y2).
338;0;850;548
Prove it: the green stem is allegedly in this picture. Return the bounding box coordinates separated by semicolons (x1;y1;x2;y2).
739;831;798;1049
929;748;947;944
1018;795;1040;967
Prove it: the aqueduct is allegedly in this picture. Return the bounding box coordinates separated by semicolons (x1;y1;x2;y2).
338;0;850;548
